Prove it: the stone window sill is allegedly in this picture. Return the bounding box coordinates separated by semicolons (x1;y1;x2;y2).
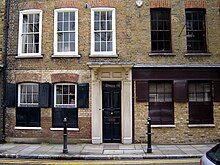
185;53;212;56
52;54;81;58
151;125;176;128
50;128;79;131
149;53;175;56
188;124;215;128
89;54;118;58
15;55;43;59
14;127;42;130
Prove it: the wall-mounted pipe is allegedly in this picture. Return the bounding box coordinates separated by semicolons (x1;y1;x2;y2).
2;0;11;142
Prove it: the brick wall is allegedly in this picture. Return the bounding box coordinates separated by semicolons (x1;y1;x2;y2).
5;0;220;143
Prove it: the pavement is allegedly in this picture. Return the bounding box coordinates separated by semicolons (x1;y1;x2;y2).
0;143;216;160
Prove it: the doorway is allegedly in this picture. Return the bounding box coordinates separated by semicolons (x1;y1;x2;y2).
102;81;121;143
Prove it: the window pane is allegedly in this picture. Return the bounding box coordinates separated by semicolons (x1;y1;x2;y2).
58;13;63;21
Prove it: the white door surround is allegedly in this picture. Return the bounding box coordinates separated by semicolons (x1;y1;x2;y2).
88;62;134;144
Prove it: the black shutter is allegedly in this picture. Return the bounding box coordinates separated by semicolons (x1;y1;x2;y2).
77;83;89;108
51;84;54;107
136;81;148;102
39;83;50;108
174;80;188;102
5;83;16;107
214;81;220;102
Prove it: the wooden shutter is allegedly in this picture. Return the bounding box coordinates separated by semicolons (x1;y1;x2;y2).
174;80;188;102
214;81;220;102
77;83;89;108
39;83;50;108
5;83;16;107
136;81;148;102
50;84;54;107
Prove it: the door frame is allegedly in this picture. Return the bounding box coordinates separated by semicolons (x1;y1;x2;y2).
88;63;134;144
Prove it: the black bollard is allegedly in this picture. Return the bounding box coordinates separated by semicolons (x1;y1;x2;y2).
147;117;152;153
63;118;68;154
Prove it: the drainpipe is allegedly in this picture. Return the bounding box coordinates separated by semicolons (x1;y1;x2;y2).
2;0;11;142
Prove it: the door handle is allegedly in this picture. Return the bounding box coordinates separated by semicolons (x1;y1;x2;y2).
111;112;113;115
99;109;104;111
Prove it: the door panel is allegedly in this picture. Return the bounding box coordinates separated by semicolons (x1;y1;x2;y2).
103;82;121;143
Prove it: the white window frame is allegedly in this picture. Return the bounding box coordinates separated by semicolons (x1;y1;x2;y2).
18;9;43;57
90;8;117;57
54;83;77;108
18;83;39;107
53;8;79;57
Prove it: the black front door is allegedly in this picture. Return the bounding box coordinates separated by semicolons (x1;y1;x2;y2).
102;81;121;143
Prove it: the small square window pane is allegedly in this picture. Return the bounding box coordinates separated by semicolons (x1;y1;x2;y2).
23;15;28;23
64;43;70;52
107;21;112;30
56;95;62;104
58;33;63;42
95;33;101;41
34;14;39;22
101;11;106;20
34;23;39;32
101;21;106;30
107;42;112;51
64;22;69;31
29;14;34;23
70;12;75;21
28;44;33;53
58;13;63;21
107;32;112;41
34;34;39;43
70;42;75;51
63;86;68;94
58;43;63;52
63;95;68;104
94;22;100;30
64;12;69;21
69;95;75;105
70;22;75;31
56;85;62;94
64;33;69;42
107;11;112;20
101;42;106;51
69;85;75;94
95;42;100;51
70;32;75;41
34;44;39;53
28;24;34;32
94;12;100;20
58;22;63;31
101;32;106;41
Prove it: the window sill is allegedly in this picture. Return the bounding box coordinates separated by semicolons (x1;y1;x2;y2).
185;53;212;56
151;125;176;128
16;55;43;59
14;127;42;130
89;54;118;58
149;53;175;56
188;124;215;128
52;54;81;58
50;128;79;131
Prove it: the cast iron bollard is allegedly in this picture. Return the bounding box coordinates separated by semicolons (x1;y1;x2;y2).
147;117;152;153
63;118;68;154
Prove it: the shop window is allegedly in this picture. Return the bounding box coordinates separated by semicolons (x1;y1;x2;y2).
188;81;213;124
150;9;172;53
18;10;42;57
149;81;174;125
186;9;207;53
90;8;117;57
